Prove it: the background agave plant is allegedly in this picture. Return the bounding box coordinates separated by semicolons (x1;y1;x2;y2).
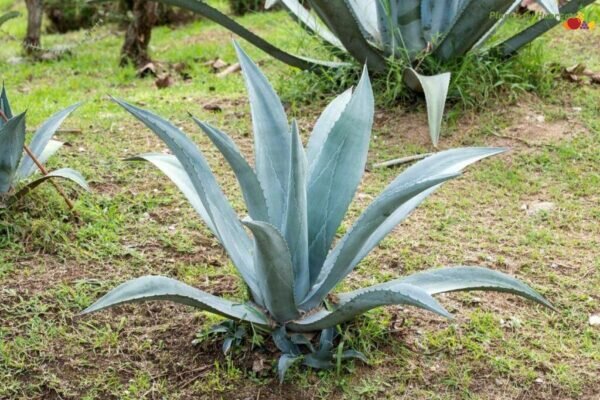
81;43;553;381
149;0;594;146
0;10;20;28
0;85;89;206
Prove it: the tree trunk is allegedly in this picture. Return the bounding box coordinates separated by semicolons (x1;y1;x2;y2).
24;0;43;55
120;0;158;68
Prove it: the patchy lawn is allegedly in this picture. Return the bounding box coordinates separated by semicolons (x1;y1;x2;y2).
0;1;599;399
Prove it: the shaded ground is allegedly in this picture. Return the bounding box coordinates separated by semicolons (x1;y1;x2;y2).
0;1;599;399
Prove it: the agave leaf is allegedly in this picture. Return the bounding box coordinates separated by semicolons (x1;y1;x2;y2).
316;327;335;354
192;118;269;222
289;333;315;352
293;55;351;69
388;0;428;58
233;325;246;340
222;337;235;354
234;42;291;229
376;0;393;50
12;167;89;199
243;220;299;322
305;328;336;368
303;173;460;309
536;0;559;17
0;83;13;126
156;0;339;70
305;0;388;73
16;102;82;180
403;68;450;147
475;0;564;50
113;98;260;302
351;148;506;272
127;153;217;235
80;276;269;326
344;0;382;45
421;0;435;42
273;0;346;50
272;326;301;355
339;349;368;363
0;11;20;27
386;147;506;185
283;121;310;300
303;353;334;369
290;284;451;332
303;148;505;308
372;266;555;309
472;0;522;51
278;354;302;383
207;325;231;335
36;140;64;169
307;66;374;283
496;0;595;57
305;88;352;169
0;112;26;193
433;0;514;60
421;0;465;44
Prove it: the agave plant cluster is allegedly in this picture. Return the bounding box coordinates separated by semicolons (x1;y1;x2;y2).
82;44;552;380
140;0;595;146
0;85;88;206
153;0;582;70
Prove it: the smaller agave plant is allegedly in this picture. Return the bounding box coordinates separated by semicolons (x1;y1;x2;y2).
0;85;89;206
81;44;553;381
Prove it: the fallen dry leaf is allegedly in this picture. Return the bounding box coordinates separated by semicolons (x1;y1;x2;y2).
155;74;174;89
562;63;600;84
203;103;222;112
252;356;268;374
565;63;586;75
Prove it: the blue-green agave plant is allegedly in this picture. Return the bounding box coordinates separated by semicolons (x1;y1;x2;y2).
81;44;553;380
0;85;89;205
148;0;594;147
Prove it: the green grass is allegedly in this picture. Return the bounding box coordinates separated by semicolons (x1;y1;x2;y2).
1;1;600;399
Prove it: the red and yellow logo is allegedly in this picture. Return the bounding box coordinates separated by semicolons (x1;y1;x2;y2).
563;13;596;30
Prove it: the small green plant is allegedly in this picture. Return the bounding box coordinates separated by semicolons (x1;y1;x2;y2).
193;320;265;354
82;43;553;381
0;85;89;207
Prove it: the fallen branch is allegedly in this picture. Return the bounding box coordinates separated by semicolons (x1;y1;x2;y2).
371;153;432;169
27;128;81;135
489;131;534;147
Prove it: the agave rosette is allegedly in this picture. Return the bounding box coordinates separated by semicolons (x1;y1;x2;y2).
0;85;89;203
82;44;552;377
